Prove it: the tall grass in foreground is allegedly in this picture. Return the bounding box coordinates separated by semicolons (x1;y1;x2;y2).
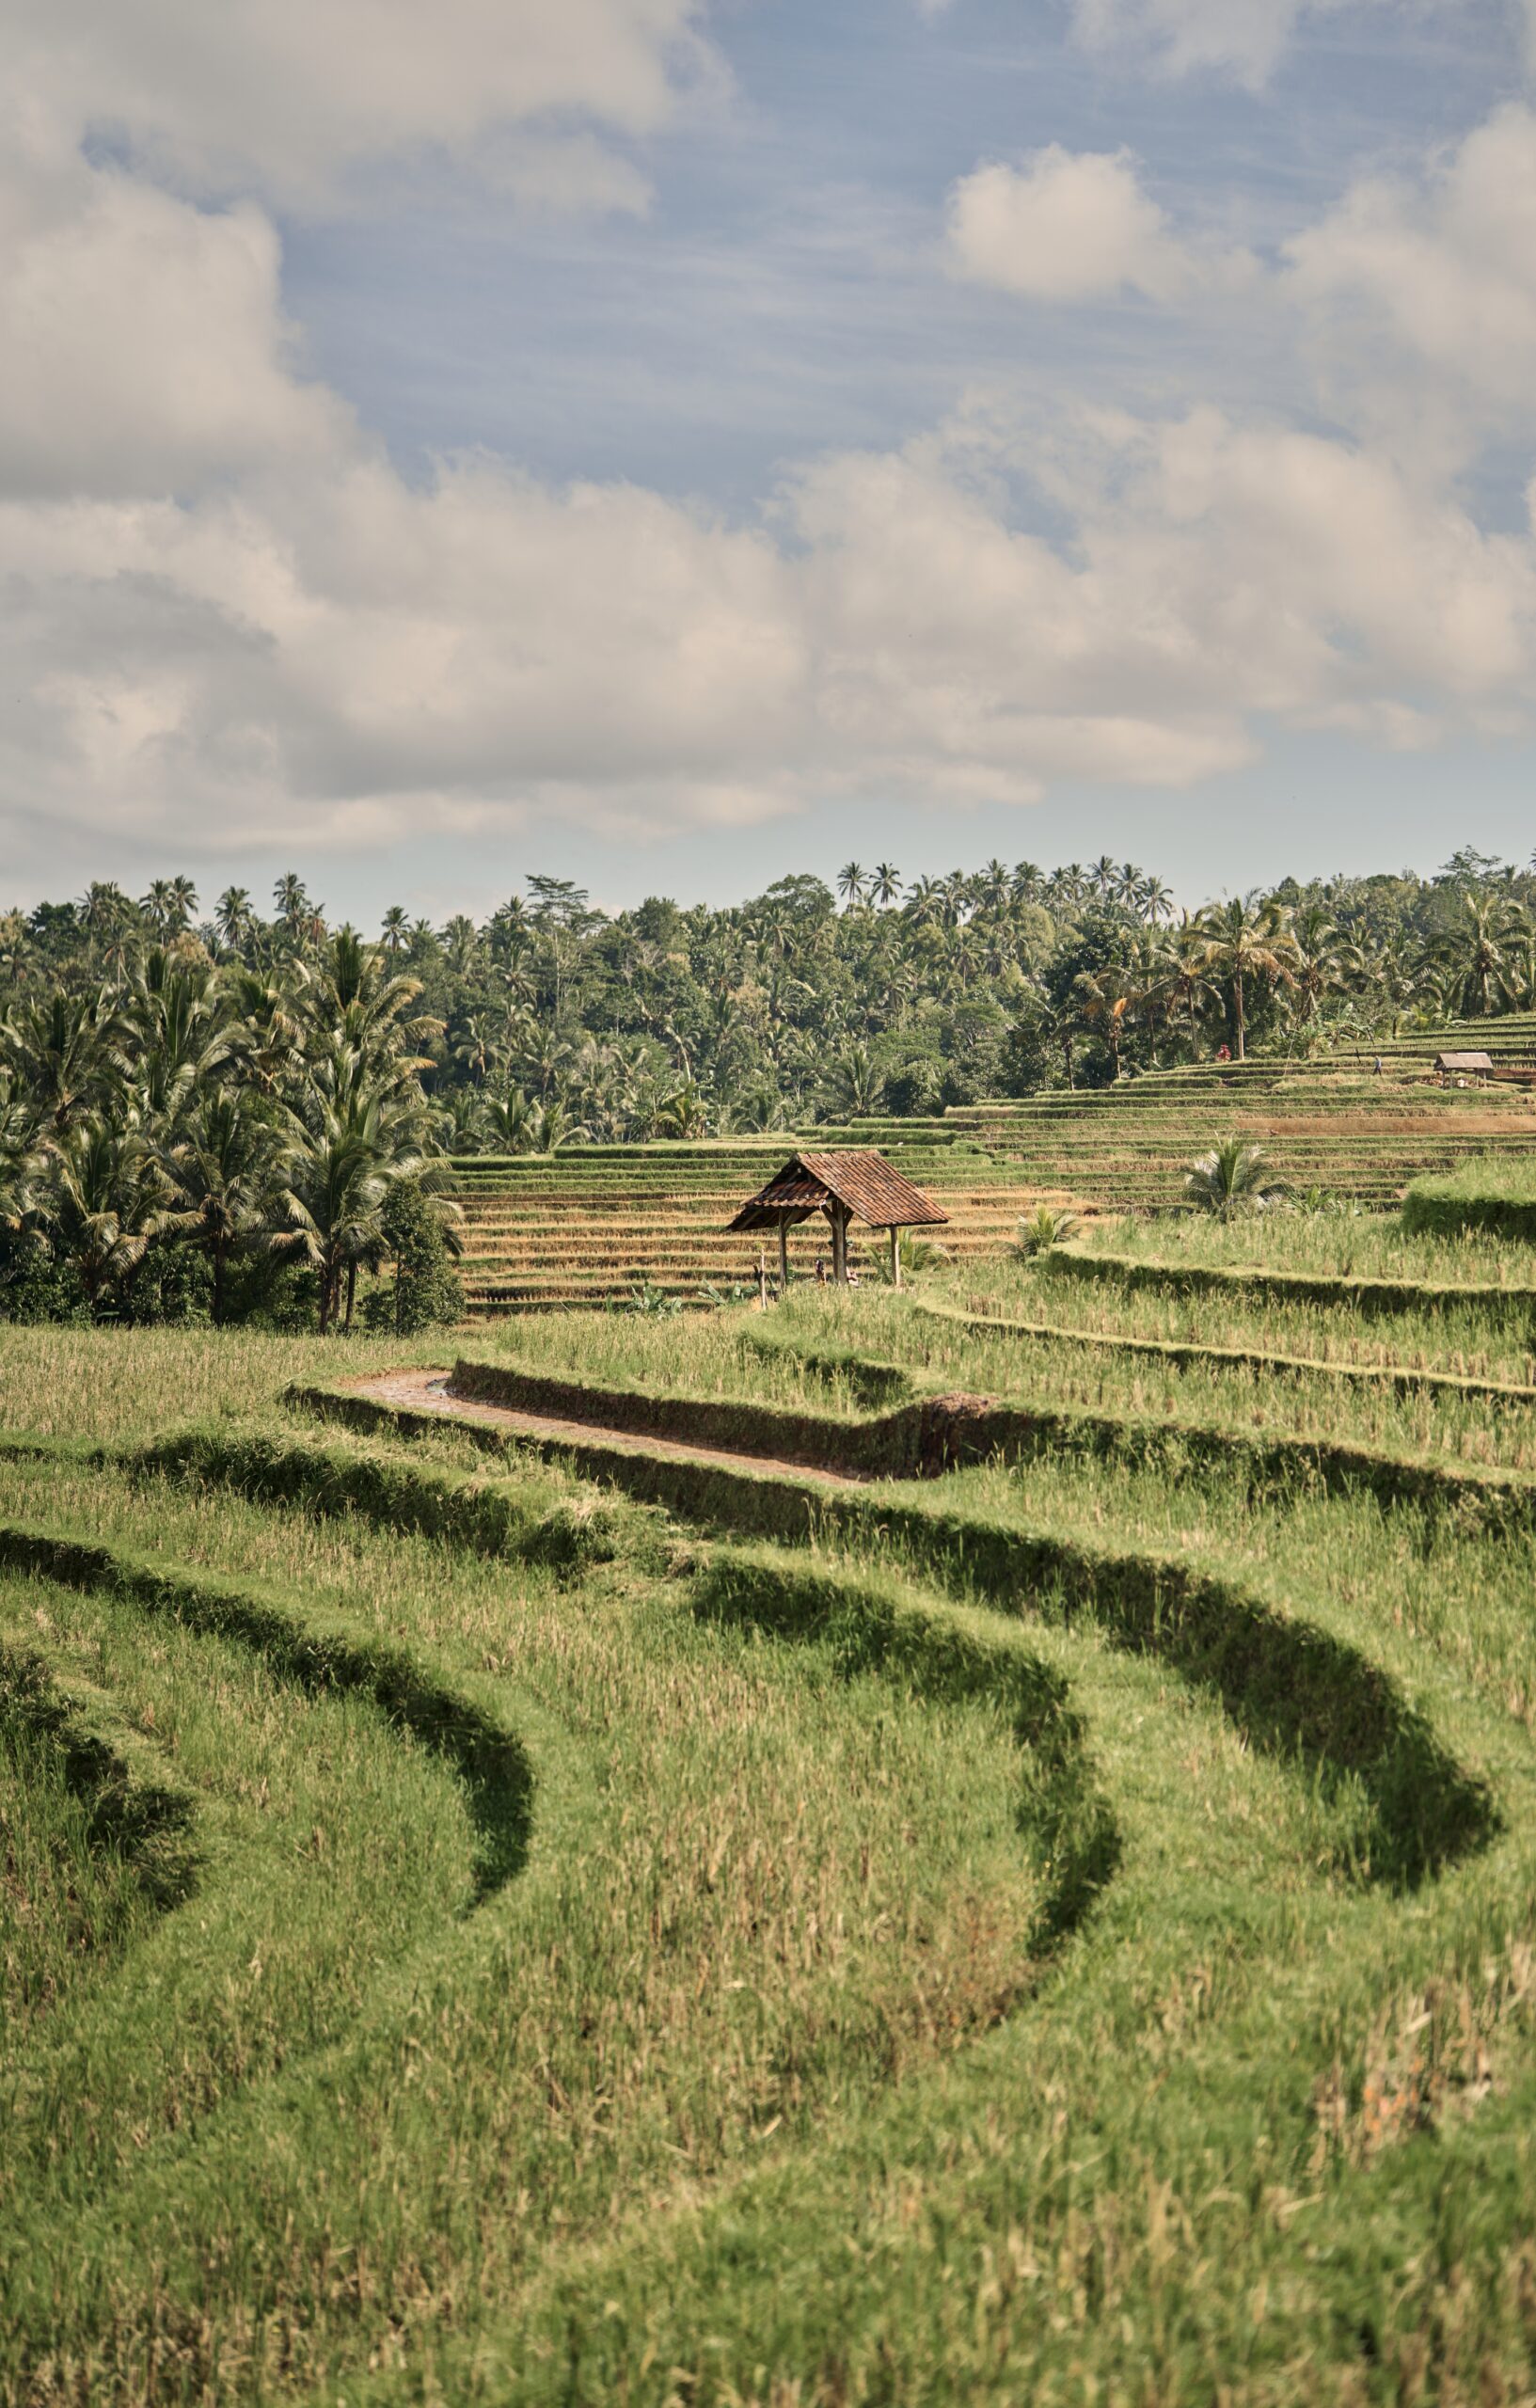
6;1323;1536;2400
0;1435;1075;2402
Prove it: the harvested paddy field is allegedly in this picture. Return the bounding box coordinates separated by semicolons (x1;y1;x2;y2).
9;1174;1536;2403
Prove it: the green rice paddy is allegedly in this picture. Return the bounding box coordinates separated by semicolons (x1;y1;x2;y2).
9;1162;1536;2401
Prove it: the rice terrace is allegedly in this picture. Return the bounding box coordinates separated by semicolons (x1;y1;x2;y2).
11;928;1536;2407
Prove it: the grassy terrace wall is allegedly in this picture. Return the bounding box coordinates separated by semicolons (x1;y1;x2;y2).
303;1355;1536;1535
1050;1244;1536;1317
1402;1155;1536;1243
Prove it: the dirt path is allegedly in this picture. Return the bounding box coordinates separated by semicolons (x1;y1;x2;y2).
345;1370;865;1488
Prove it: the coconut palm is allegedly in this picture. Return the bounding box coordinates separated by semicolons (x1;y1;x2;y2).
1070;964;1136;1080
654;1081;709;1139
1013;1203;1083;1259
479;1085;537;1154
823;1042;887;1117
1289;905;1364;1027
271;1082;425;1334
1425;894;1530;1018
869;863;903;909
1196;897;1298;1062
159;1089;277;1324
42;1113;171;1310
4;987;132;1131
214;887;256;958
835;863;867;911
1184;1139;1291;1220
130;950;229;1130
903;875;946;933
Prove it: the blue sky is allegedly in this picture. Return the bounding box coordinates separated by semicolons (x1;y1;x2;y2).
6;0;1534;926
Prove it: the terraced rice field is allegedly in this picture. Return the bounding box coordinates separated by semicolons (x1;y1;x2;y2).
11;1209;1536;2401
448;1022;1536;1312
450;1138;1070;1311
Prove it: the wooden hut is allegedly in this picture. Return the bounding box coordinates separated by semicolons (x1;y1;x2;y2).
1434;1050;1495;1085
727;1149;947;1291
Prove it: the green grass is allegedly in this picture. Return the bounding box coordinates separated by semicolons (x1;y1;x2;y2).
1403;1153;1536;1241
8;1290;1536;2403
1078;1201;1536;1283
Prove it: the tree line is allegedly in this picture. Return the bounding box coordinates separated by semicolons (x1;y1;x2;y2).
3;845;1534;1323
0;927;461;1331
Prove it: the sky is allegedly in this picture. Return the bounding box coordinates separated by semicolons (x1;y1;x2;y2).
4;0;1535;927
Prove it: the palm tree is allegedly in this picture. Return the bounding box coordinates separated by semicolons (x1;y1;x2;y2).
480;1085;537;1154
823;1042;886;1117
79;882;140;971
43;1113;170;1310
1425;894;1529;1018
227;969;308;1099
870;863;903;909
654;1082;709;1139
903;876;945;933
273;875;316;954
129;951;229;1132
271;1084;425;1334
214;887;255;958
380;906;410;958
835;863;867;911
441;914;481;977
5;987;131;1131
1070;965;1135;1080
160;1089;276;1324
1196;897;1298;1062
1164;913;1219;1052
1184;1139;1291;1221
1289;905;1364;1027
0;1074;45;1252
133;876;198;941
1141;876;1176;927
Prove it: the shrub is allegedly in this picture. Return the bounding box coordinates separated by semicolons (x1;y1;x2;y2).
1183;1140;1290;1221
1013;1204;1084;1260
361;1180;465;1337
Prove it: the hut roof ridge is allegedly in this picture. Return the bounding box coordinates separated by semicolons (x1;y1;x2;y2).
727;1148;948;1233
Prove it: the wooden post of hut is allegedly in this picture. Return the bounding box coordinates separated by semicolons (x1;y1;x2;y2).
726;1151;947;1295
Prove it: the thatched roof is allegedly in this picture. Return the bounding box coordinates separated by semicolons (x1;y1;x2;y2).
1435;1051;1495;1072
727;1150;948;1234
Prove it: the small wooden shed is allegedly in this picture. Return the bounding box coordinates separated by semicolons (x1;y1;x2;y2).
727;1149;948;1290
1435;1050;1495;1084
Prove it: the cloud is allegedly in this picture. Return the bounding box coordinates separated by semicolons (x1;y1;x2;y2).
1285;103;1536;428
1067;0;1386;86
2;9;1534;874
7;388;1533;863
12;0;720;210
0;119;351;499
944;145;1248;302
